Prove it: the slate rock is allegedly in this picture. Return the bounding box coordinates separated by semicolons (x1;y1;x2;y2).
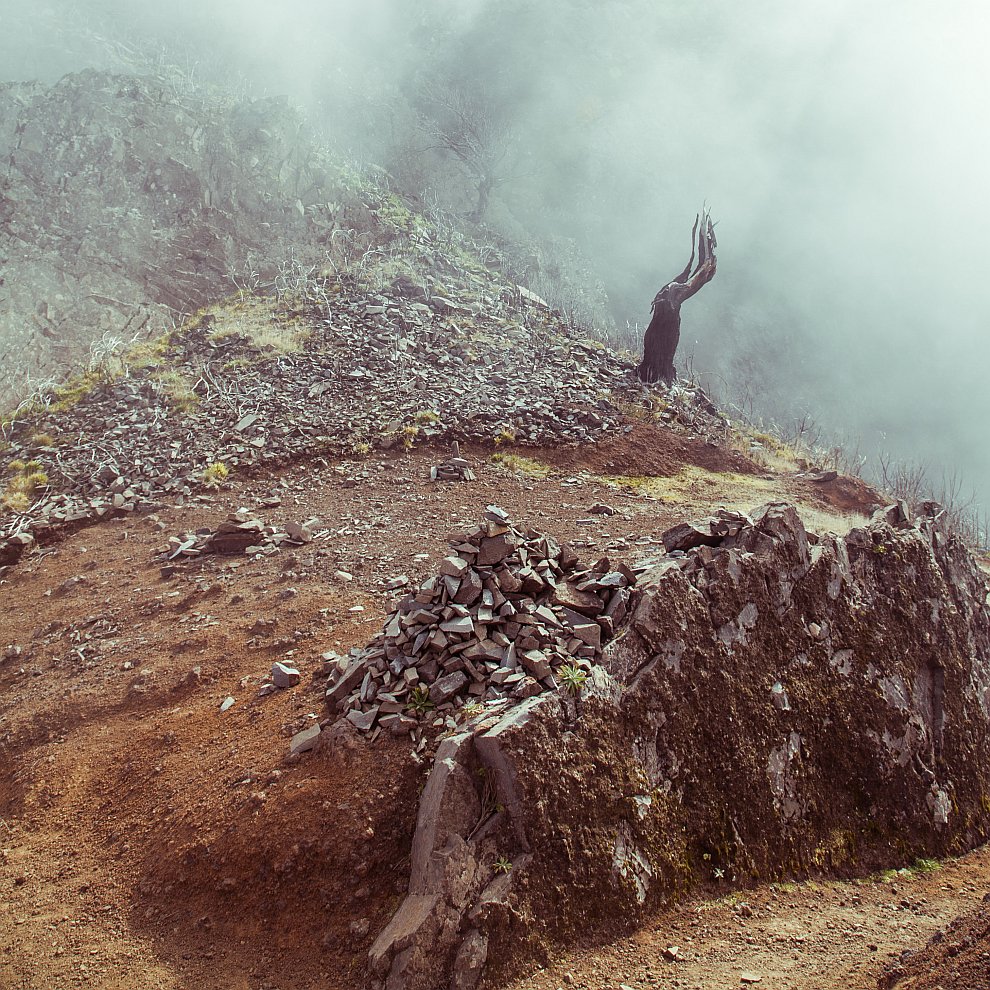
271;661;301;688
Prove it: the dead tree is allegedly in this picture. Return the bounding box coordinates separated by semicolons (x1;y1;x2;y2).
637;212;717;384
416;83;513;223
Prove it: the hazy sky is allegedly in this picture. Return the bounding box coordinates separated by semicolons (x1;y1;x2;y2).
1;0;987;515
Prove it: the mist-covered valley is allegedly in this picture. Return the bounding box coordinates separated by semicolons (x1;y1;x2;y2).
1;0;988;525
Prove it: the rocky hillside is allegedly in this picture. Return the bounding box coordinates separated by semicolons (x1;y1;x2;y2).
0;177;741;570
1;68;988;990
0;69;361;402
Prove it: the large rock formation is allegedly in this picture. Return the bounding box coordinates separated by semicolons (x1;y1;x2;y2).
369;502;990;989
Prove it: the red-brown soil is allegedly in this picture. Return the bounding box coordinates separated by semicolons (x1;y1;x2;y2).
878;895;990;990
0;430;973;990
505;852;990;990
531;420;759;478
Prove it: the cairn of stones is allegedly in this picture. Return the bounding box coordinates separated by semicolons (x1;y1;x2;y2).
325;506;638;743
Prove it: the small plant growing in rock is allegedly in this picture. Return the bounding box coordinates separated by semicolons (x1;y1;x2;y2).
401;425;419;450
458;701;485;723
413;410;439;426
873;543;888;555
406;685;434;716
493;427;515;446
493;856;512;874
202;462;229;487
352;441;371;456
558;663;588;696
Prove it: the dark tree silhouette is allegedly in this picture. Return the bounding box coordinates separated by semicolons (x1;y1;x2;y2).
637;212;717;384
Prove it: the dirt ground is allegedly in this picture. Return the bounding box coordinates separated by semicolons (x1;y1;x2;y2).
4;427;974;990
878;894;990;990
505;850;990;990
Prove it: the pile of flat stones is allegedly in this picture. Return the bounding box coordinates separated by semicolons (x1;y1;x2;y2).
159;509;322;560
324;506;639;742
430;442;476;482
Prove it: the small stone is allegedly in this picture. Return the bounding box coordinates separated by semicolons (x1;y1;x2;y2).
289;723;321;755
430;671;468;704
440;556;470;577
219;696;235;712
346;707;379;732
271;661;301;688
740;973;762;985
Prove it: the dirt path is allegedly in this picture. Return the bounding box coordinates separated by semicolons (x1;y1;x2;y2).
0;434;926;990
507;850;990;990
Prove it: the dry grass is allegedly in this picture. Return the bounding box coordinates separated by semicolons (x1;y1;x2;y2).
205;298;311;356
490;452;552;480
604;466;778;508
602;465;868;537
152;370;200;412
3;459;49;510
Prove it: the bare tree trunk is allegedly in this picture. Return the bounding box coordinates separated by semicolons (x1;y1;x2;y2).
637;298;681;384
637;212;717;385
468;174;495;222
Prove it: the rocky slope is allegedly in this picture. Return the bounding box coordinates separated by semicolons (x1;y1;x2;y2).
0;68;361;402
0;182;738;570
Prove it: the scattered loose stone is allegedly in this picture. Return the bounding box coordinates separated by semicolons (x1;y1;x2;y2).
431;442;477;483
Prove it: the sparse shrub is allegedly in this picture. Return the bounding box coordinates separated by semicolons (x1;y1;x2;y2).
2;491;29;512
406;685;434;716
400;425;419;450
202;462;229;487
2;459;49;510
494;427;515;446
30;432;56;447
23;470;48;489
558;663;588;696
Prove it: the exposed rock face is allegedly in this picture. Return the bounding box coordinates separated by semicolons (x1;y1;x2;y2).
0;69;342;399
370;503;990;989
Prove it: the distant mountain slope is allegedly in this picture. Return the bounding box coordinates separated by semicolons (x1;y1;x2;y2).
0;69;346;402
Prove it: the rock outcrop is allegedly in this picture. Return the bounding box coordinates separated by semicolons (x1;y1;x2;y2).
369;502;990;989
